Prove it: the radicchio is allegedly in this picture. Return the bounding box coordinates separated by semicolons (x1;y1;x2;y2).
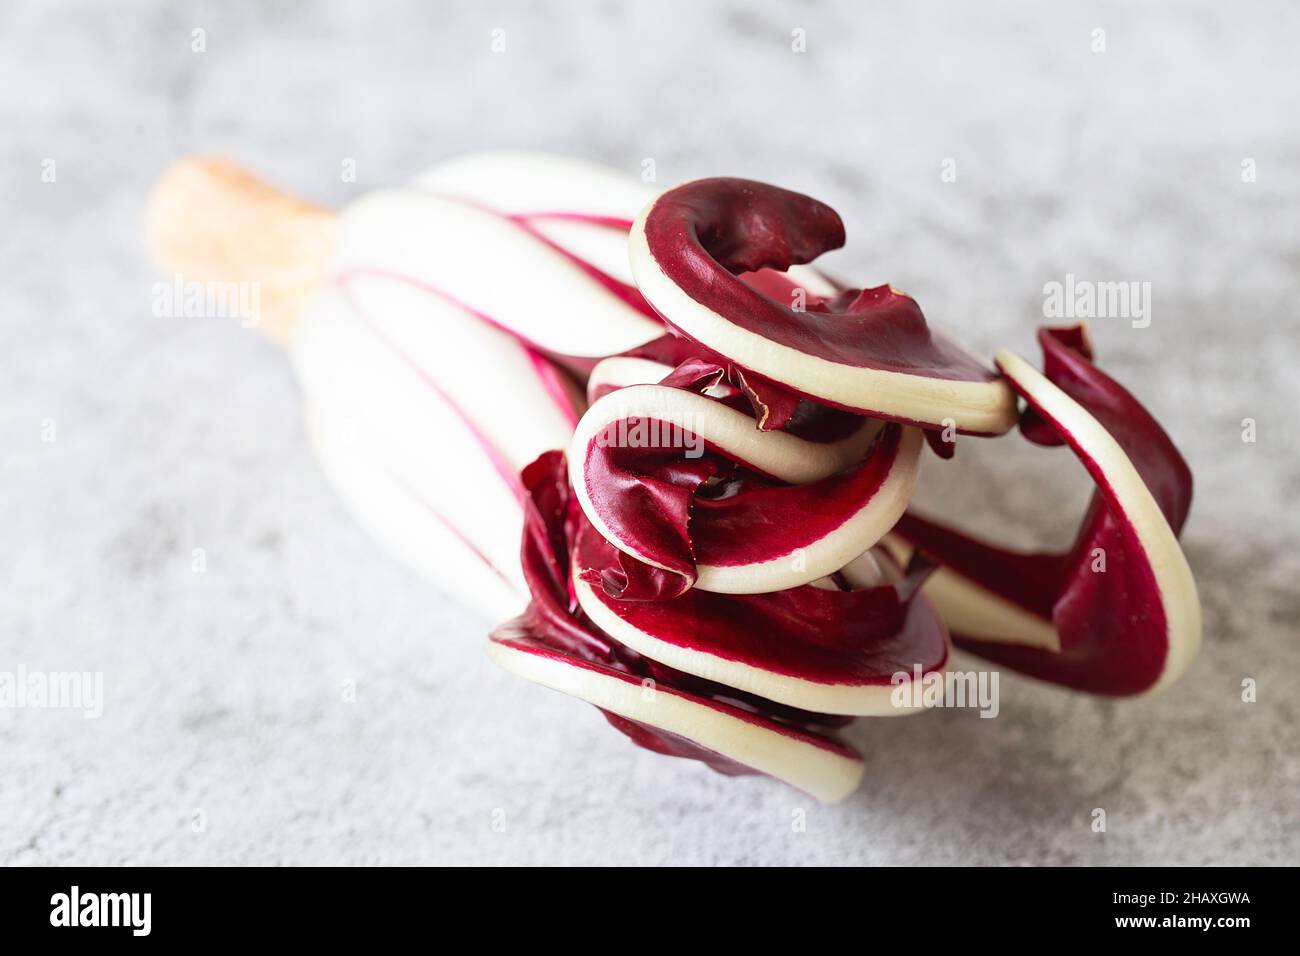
470;174;1201;796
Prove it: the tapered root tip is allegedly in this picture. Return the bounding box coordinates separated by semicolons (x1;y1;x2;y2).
143;157;339;347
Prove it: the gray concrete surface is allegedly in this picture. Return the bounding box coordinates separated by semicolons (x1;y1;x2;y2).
1;0;1296;865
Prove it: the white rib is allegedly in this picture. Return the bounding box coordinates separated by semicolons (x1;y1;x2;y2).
415;151;654;286
336;190;662;358
293;289;554;608
413;150;654;219
586;356;676;400
487;639;866;803
305;403;526;621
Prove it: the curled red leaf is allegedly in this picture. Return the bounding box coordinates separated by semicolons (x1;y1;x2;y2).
629;178;1018;433
889;325;1200;695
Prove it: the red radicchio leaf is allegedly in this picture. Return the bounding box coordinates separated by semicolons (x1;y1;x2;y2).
488;450;868;802
629;178;1018;434
1017;324;1095;447
889;325;1200;695
923;428;957;460
569;377;923;596
571;515;950;716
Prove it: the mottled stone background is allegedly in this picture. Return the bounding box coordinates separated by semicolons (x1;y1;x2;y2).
2;0;1296;865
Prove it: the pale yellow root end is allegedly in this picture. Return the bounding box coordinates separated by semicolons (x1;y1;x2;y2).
142;157;339;347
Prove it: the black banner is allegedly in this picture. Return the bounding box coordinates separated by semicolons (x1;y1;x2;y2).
0;866;1282;942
